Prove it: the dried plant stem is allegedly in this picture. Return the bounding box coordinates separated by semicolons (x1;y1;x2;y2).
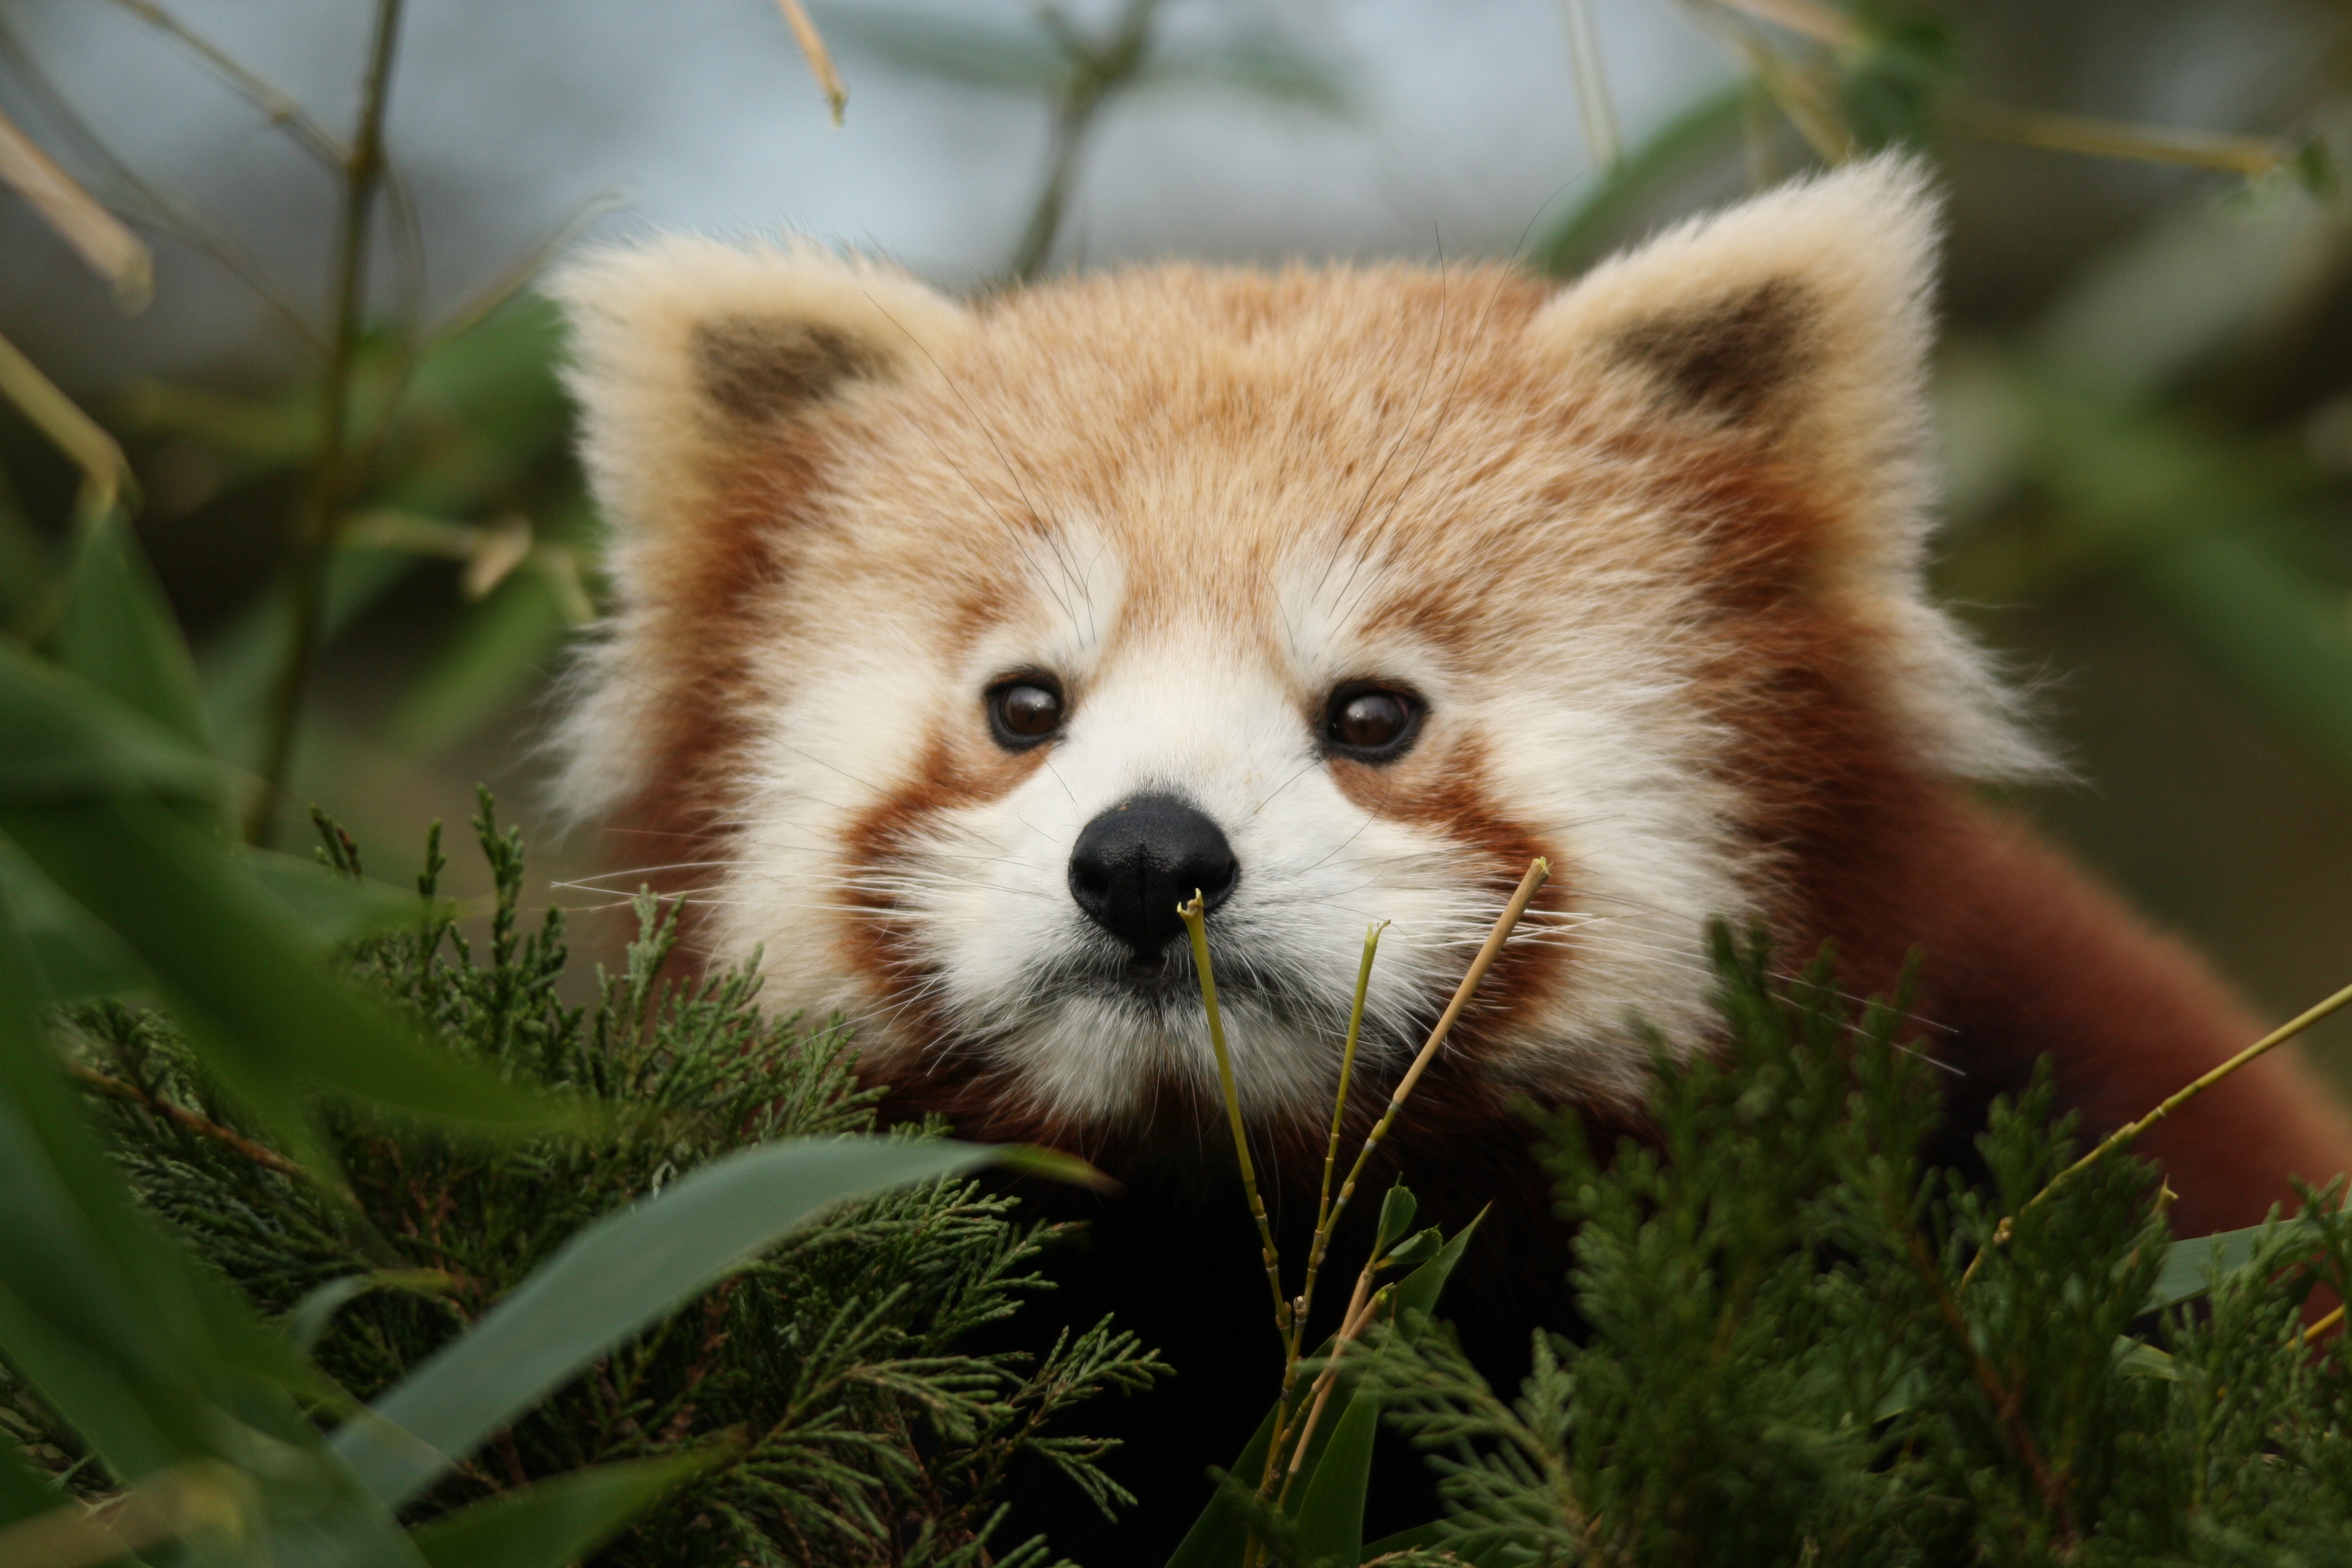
0;329;132;523
1303;923;1387;1294
0;106;151;307
247;0;408;845
1180;892;1289;1334
1941;100;2291;178
773;0;848;126
1961;975;2352;1295
1556;0;1621;170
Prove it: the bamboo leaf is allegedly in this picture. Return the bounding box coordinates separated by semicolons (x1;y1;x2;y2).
0;794;577;1175
0;641;229;809
2146;1223;2269;1312
1530;86;1747;278
333;1136;1038;1508
1165;1216;1481;1568
0;838;146;1002
1289;1396;1377;1565
54;512;211;757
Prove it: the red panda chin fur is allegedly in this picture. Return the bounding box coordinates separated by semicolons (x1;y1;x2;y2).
546;155;2352;1553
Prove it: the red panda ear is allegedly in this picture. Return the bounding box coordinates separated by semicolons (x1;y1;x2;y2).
1530;157;2051;783
549;237;971;550
1528;153;1937;549
545;238;970;825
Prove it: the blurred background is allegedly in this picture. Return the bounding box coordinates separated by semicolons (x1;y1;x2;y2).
5;0;2352;1082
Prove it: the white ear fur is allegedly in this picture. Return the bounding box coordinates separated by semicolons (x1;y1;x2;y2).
1530;154;2050;781
548;235;971;549
543;237;970;825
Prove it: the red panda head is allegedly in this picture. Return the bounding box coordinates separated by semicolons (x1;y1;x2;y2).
548;156;2048;1152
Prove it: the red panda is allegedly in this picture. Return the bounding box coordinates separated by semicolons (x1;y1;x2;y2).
548;156;2352;1552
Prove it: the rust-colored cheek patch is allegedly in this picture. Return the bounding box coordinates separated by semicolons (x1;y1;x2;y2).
1327;736;1571;1060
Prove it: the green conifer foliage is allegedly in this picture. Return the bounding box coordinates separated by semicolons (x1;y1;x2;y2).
1360;932;2352;1568
12;795;1164;1568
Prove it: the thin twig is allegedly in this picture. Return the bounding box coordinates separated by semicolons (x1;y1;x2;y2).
1263;861;1549;1509
1009;0;1161;281
247;0;409;844
1556;0;1621;170
100;0;350;167
68;1063;301;1177
1180;890;1289;1336
1941;100;2292;178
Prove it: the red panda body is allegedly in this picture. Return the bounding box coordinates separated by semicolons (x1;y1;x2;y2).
549;157;2352;1553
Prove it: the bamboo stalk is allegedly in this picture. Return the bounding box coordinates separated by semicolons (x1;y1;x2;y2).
247;0;408;845
1180;891;1289;1334
1961;976;2352;1295
1321;860;1551;1246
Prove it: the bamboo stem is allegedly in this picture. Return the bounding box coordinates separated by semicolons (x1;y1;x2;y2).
1322;860;1550;1247
1961;976;2352;1295
247;0;408;844
1009;0;1160;281
1180;891;1289;1336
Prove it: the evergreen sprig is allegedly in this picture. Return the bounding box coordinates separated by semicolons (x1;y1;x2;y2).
1362;929;2352;1567
31;793;1166;1568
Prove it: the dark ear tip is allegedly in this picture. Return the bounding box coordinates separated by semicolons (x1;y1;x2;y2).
691;316;889;423
1607;275;1817;423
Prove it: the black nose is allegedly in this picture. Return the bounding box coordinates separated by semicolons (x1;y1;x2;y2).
1068;794;1240;955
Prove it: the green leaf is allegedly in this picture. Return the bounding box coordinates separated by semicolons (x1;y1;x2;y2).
2114;1336;2182;1380
332;1136;1022;1508
283;1270;458;1357
380;568;570;757
410;1451;716;1568
0;890;356;1487
0;1443;60;1529
54;511;211;756
2146;1223;2270;1312
1165;1213;1484;1568
0;794;575;1178
1290;1395;1377;1566
0;838;146;1002
2132;532;2352;783
0;641;229;809
1374;1182;1418;1256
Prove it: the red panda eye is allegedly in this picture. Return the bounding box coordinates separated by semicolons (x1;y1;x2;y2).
988;679;1063;747
1325;684;1422;760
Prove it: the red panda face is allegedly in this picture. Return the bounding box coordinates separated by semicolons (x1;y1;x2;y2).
549;157;2048;1146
